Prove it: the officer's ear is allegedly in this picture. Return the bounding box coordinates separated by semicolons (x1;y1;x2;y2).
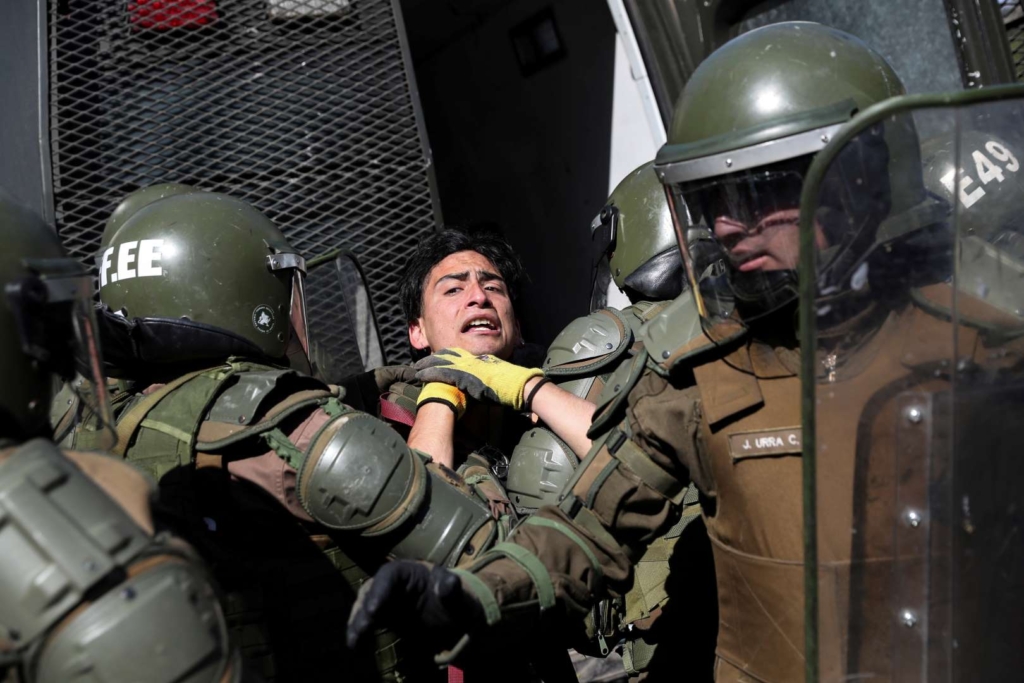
408;318;430;352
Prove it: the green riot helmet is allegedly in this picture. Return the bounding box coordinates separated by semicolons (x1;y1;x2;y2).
922;130;1024;256
1;192;113;442
97;192;309;374
102;182;197;248
591;161;685;302
921;129;1024;317
655;22;918;332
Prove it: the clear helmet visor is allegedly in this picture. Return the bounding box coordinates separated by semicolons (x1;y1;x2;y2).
6;261;115;446
266;252;311;373
669;155;812;333
289;269;310;355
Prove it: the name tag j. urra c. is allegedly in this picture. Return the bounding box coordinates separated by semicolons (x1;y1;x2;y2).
728;427;802;459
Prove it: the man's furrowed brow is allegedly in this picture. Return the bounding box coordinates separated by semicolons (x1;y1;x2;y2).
435;271;469;287
477;270;505;285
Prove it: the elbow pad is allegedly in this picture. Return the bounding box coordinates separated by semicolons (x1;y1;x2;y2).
505;427;578;514
0;439;236;683
297;413;496;567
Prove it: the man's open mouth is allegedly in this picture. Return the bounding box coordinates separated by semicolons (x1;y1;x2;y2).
462;317;499;333
736;253;769;272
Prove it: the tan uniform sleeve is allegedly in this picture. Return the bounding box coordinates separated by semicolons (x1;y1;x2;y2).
225;405;333;522
467;372;704;627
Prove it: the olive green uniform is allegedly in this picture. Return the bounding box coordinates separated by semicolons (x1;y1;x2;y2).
66;358;499;681
447;281;1022;681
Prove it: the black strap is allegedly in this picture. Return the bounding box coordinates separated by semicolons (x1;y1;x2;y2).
524;378;551;412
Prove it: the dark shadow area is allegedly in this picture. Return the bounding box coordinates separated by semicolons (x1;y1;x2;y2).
400;0;618;347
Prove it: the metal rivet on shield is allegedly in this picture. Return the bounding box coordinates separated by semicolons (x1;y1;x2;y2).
725;158;733;168
821;134;830;143
271;258;280;268
904;509;922;528
606;343;614;350
662;350;670;359
905;406;923;424
900;609;918;628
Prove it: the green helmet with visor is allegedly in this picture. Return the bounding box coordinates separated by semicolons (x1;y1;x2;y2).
655;22;912;330
96;192;309;377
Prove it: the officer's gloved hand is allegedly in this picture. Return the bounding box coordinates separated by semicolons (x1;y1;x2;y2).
347;561;486;663
372;364;419;392
414;348;543;411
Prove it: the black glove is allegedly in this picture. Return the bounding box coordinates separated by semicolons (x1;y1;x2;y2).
347;561;486;663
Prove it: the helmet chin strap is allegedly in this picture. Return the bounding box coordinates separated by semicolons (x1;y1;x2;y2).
730;268;798;321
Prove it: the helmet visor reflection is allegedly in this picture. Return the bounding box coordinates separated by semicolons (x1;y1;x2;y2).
674;155;813;322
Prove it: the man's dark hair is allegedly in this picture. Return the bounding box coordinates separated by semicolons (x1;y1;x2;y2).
400;225;527;323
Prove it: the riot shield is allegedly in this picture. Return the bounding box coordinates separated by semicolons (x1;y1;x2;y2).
303;249;387;382
800;87;1024;682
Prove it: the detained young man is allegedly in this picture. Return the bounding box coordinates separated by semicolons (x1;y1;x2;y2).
399;228;595;469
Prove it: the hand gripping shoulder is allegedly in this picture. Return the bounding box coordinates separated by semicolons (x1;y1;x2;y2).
297;412;496;567
0;440;235;683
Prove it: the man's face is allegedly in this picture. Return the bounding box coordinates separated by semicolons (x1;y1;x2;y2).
409;250;519;359
712;208;827;273
712;208;802;272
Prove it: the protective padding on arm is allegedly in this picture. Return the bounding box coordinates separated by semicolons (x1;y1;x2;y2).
0;439;235;683
297;412;496;567
466;408;697;624
35;554;236;683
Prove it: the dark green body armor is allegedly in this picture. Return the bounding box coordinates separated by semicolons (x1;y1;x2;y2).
67;359;426;682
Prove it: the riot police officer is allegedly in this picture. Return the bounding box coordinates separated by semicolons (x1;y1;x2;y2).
67;190;502;681
506;161;713;680
345;21;937;682
0;191;238;683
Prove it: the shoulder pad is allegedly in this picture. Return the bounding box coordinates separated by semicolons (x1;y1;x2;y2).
0;439;152;646
36;550;233;683
544;308;634;378
913;281;1024;333
207;365;327;426
640;293;746;376
506;427;578;513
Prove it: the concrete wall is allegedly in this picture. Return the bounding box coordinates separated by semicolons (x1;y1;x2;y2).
405;0;617;346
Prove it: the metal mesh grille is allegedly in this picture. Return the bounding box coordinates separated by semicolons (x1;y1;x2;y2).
49;0;436;369
1000;0;1024;80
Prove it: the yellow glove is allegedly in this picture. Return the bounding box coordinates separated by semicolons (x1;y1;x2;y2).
413;348;544;411
416;382;468;419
